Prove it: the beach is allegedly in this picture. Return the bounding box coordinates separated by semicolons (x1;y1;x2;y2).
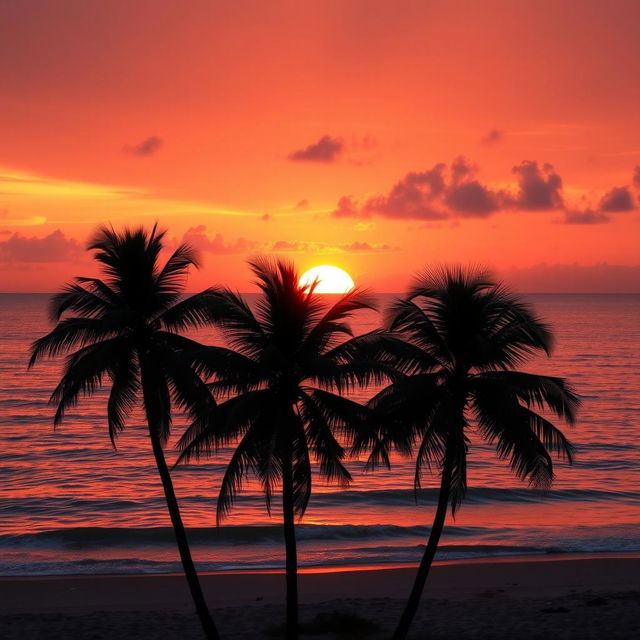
2;555;639;639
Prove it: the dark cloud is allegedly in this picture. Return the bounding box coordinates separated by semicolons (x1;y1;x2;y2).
599;186;635;212
633;166;640;189
332;158;637;224
288;135;344;163
333;159;499;220
0;229;82;262
444;181;501;217
511;161;564;210
182;225;253;254
480;128;503;146
124;135;163;156
363;166;448;220
563;209;610;224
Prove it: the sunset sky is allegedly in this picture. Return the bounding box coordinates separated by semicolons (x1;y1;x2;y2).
1;0;639;293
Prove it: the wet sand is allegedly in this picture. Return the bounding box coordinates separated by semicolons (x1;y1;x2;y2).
2;556;639;638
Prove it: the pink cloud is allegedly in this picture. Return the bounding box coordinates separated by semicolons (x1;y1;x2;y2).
0;230;82;262
182;226;253;254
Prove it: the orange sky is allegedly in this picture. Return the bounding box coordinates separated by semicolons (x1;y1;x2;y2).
1;0;639;292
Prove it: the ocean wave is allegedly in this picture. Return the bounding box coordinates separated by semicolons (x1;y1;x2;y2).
0;523;487;548
2;542;637;577
3;487;637;518
308;487;640;505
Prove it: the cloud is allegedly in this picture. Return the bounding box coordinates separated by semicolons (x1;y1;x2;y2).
288;135;344;163
633;166;640;189
332;158;637;224
342;241;396;252
295;199;310;209
333;195;364;219
480;128;503;146
510;161;564;210
563;209;610;224
272;240;302;252
260;213;271;221
124;135;163;156
269;239;397;254
333;159;499;220
0;229;83;262
599;186;635;212
182;225;253;254
362;165;448;220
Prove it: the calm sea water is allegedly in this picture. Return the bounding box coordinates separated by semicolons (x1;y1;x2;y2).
1;294;639;576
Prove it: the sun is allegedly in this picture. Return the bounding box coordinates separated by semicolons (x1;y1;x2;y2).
299;265;355;294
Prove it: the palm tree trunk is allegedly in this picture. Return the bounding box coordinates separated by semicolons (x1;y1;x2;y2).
149;432;221;640
139;352;220;640
392;456;452;640
282;450;299;640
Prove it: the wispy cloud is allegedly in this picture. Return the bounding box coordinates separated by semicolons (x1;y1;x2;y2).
269;239;397;254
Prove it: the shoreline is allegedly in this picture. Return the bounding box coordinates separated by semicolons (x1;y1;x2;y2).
3;556;638;638
3;550;639;581
3;555;638;612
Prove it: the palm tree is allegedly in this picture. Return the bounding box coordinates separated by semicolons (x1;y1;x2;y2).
29;225;221;640
177;258;389;640
355;266;580;640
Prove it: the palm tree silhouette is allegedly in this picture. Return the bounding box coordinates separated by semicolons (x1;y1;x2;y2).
177;258;388;640
29;225;221;640
355;266;579;640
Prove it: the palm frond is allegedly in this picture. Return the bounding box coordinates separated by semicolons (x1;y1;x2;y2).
50;337;130;425
298;393;352;488
387;298;450;365
48;282;114;321
155;242;200;296
107;354;140;447
177;389;273;461
215;427;263;523
198;288;266;357
472;389;556;488
300;288;376;356
29;317;122;367
472;371;580;424
157;289;218;331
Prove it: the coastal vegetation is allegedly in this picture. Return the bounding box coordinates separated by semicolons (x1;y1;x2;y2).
30;225;577;640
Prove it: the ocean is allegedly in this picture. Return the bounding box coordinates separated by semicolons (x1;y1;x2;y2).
1;293;639;576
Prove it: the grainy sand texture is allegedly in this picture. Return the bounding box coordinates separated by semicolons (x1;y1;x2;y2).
2;556;639;639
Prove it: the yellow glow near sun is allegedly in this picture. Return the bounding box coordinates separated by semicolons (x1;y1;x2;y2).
299;265;355;294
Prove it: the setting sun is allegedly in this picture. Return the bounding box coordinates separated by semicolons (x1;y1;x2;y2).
299;265;355;294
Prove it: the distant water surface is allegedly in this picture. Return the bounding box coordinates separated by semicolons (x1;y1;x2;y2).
1;293;639;575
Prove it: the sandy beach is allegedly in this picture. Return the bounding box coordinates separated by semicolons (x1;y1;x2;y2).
2;555;638;639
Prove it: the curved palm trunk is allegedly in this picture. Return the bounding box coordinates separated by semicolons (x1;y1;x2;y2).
150;432;221;640
392;457;452;640
282;451;299;640
140;356;220;640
